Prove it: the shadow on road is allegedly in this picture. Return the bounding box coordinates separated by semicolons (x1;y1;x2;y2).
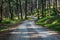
0;19;60;40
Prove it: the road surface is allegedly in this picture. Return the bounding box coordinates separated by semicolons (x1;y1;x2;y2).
0;19;60;40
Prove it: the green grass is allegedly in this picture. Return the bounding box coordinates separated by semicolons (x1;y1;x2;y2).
36;16;53;25
1;17;21;24
36;15;60;32
0;17;23;31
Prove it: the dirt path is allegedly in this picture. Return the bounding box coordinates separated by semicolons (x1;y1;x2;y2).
0;19;60;40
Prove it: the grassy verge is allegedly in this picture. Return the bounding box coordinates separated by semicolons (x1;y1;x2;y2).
0;17;25;31
36;15;60;32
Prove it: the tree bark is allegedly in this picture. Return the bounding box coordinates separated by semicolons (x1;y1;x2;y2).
16;0;19;19
19;0;23;19
0;0;3;23
25;0;27;19
8;0;13;20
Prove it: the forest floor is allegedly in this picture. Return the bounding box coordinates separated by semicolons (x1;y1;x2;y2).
0;18;60;40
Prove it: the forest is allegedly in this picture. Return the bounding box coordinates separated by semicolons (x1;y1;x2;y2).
0;0;60;31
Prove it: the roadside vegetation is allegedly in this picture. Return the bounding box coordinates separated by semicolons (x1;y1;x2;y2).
35;0;60;32
36;15;60;32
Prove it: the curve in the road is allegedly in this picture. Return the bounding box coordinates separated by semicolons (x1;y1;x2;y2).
0;20;60;40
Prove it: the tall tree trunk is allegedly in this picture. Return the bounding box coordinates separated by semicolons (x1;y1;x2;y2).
55;0;58;15
8;0;13;20
44;0;46;17
48;0;51;16
0;0;3;23
37;0;39;19
41;0;44;17
53;0;58;15
19;0;23;19
41;0;46;17
30;0;33;15
25;0;27;19
16;0;19;19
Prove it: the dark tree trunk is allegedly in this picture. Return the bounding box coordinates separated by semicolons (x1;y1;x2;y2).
25;0;27;19
16;0;19;19
41;0;44;17
53;0;58;15
44;0;46;16
48;0;51;16
55;0;58;15
30;0;33;15
41;0;46;17
37;0;39;19
0;0;3;23
8;0;13;20
19;0;23;20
